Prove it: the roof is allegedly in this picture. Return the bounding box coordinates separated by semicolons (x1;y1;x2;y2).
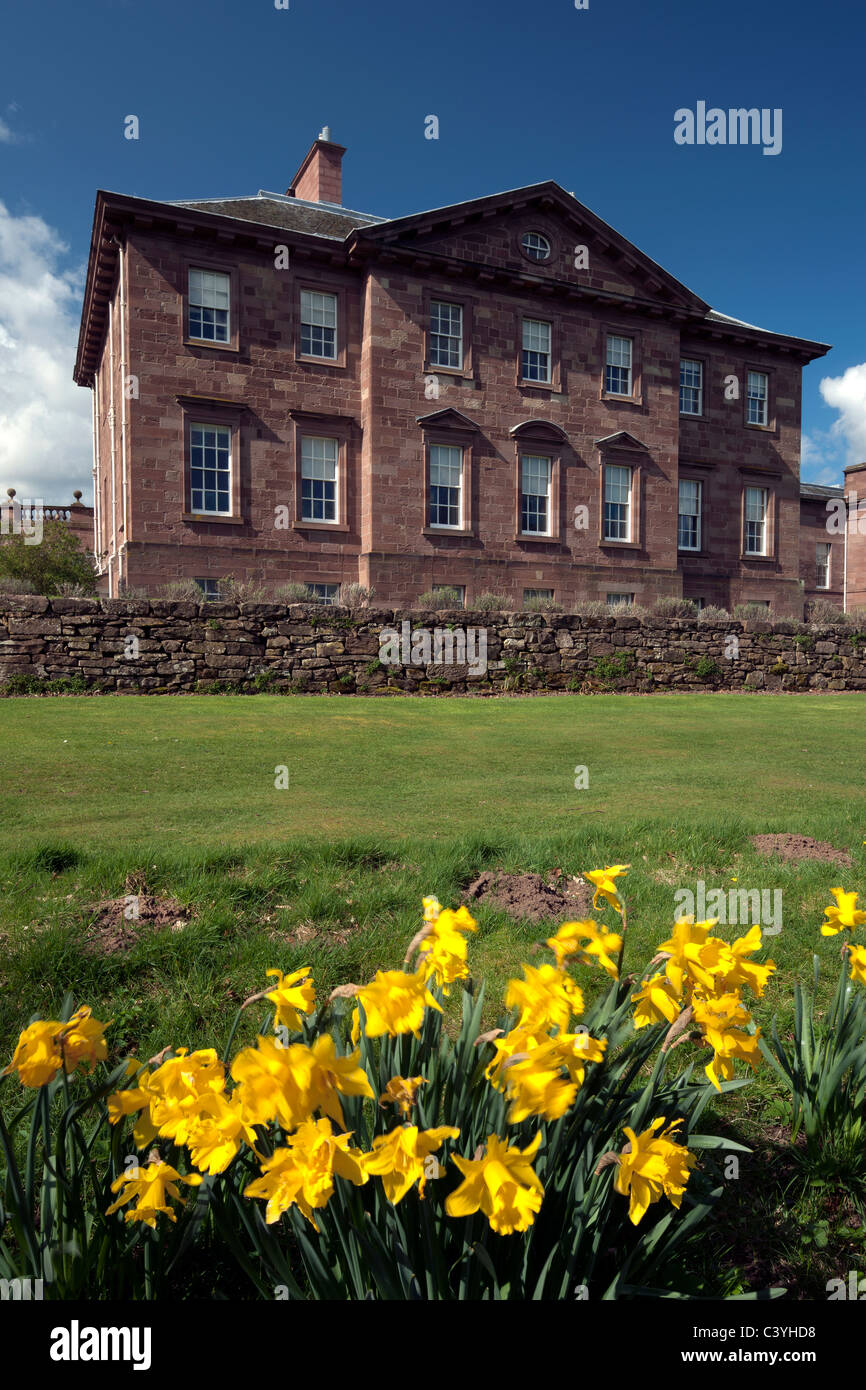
169;191;386;240
800;482;843;499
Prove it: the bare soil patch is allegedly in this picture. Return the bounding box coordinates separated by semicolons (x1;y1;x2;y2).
750;833;853;867
463;870;594;924
83;875;189;956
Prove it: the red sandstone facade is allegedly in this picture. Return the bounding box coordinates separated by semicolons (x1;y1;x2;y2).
73;133;845;614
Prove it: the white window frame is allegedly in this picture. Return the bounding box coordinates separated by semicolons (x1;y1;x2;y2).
746;370;769;426
307;583;340;605
605;335;633;396
300;435;339;523
680;359;703;416
521;318;552;383
429;444;464;530
300;290;338;360
524;588;554;602
521;231;551;262
606;592;635;607
520;454;552;535
603;463;632;541
189;423;232;516
678;479;702;551
429;301;463;370
744;486;768;555
433;584;465;607
195;578;221;601
816;542;831;590
188;268;231;343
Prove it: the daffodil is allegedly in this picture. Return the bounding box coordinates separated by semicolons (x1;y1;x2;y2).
822;888;866;936
583;865;630;914
445;1132;544;1235
656;919;734;998
847;944;866;986
631;973;683;1029
145;1048;227;1147
504;963;583;1034
691;993;761;1090
243;1117;367;1227
379;1075;427;1116
417;906;477;992
306;1033;375;1125
546;919;622;978
184;1092;260;1174
3;1008;111;1088
364;1124;459;1203
722;925;776;997
231;1034;315;1131
357;966;442;1038
106;1161;202;1228
612;1118;695;1226
422;896;442;923
265;967;316;1033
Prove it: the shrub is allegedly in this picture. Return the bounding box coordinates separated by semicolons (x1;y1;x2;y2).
116;582;149;599
0;519;97;595
607;601;648;619
471;592;513;612
732;603;772;622
693;656;720;680
338;583;375;610
696;605;731;624
0;870;769;1300
275;582;314;603
523;596;563;613
416;587;464;610
0;574;35;595
156;579;205;602
54;582;97;598
572;600;608;619
220;576;268;604
806;598;847;627
651;597;698;620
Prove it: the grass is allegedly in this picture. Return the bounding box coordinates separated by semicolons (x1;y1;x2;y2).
1;690;865;1295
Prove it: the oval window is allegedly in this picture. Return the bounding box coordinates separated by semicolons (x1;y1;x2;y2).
521;231;551;262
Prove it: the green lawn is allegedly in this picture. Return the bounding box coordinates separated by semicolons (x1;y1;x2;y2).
1;690;865;1294
0;691;860;847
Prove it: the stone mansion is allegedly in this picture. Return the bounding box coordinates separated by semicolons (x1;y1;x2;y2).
72;130;853;614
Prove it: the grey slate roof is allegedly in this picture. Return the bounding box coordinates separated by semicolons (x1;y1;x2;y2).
800;482;843;499
168;191;386;240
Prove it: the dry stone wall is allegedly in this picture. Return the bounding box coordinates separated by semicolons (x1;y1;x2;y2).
1;597;864;695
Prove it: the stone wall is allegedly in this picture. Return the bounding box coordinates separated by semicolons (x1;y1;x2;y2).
1;597;865;695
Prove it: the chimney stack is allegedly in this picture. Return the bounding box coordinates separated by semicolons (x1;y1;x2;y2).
286;128;346;206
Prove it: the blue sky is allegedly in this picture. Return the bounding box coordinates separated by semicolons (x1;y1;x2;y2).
1;0;864;500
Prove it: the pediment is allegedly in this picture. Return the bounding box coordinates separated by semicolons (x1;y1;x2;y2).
595;431;649;452
358;183;708;316
415;408;480;431
510;419;570;444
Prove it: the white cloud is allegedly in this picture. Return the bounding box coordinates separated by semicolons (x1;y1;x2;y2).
0;202;92;503
0;119;17;144
800;428;844;486
819;363;866;467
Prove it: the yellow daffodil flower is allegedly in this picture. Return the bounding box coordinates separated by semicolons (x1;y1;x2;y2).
364;1123;459;1203
723;925;776;998
546;919;622;978
422;896;442;923
3;1007;111;1088
379;1075;427;1116
613;1118;695;1226
847;944;866;986
691;993;761;1090
446;1132;544;1235
504;963;584;1034
631;973;683;1029
106;1161;202;1228
822;888;866;936
357;966;443;1038
417;906;477;992
583;865;630;914
656;919;735;998
265;967;316;1033
243;1117;367;1228
184;1092;260;1174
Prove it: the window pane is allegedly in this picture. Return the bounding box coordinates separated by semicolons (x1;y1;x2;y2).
300;291;338;358
603;463;631;540
429;444;463;527
605;336;632;395
300;436;338;522
677;478;701;549
520;454;551;533
429;301;463;369
680;359;703;415
190;423;231;514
